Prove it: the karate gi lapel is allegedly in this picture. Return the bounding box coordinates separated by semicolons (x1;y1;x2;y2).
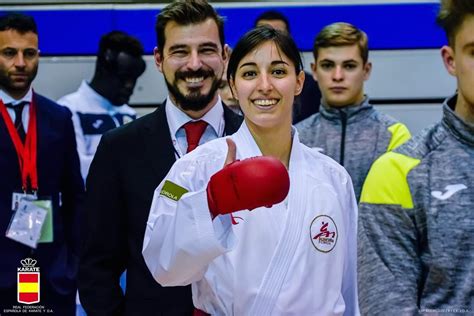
249;128;309;316
232;123;310;315
230;122;262;159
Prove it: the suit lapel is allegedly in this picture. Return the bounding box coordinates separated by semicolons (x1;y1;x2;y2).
140;102;242;179
34;95;56;153
0;103;19;172
223;104;243;135
140;102;176;180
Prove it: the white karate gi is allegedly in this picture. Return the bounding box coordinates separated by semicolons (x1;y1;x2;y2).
143;122;359;316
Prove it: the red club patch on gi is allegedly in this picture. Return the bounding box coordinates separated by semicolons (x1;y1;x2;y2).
310;215;338;253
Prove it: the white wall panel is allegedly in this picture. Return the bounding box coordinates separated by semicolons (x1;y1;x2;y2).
33;49;452;135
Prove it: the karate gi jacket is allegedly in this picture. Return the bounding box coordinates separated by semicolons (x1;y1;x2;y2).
143;121;360;316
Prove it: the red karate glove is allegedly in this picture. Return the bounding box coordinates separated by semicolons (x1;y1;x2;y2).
206;139;290;217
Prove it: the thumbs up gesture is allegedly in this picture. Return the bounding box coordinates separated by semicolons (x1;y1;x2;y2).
206;138;290;218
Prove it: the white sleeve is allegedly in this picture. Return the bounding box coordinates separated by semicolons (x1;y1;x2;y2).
142;156;236;287
57;97;91;180
72;110;93;180
341;172;360;316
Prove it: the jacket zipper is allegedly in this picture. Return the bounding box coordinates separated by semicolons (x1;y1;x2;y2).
338;110;347;166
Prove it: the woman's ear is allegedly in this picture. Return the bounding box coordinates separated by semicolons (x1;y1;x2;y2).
295;70;305;96
229;78;238;99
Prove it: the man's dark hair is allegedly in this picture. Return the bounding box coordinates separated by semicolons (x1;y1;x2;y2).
254;10;290;33
97;30;144;68
436;0;474;47
0;12;37;34
155;0;225;55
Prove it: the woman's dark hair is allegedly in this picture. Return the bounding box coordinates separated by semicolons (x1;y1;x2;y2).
227;25;303;85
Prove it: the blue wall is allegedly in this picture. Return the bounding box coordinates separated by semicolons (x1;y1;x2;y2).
1;3;444;55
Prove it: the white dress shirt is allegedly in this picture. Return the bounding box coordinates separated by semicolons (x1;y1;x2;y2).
0;88;33;132
165;95;225;158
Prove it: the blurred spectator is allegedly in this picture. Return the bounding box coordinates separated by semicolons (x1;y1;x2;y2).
358;1;474;313
296;22;410;201
0;13;84;315
218;46;240;114
58;31;146;180
255;10;321;123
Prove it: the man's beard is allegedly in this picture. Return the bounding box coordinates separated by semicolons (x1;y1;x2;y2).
165;68;221;112
0;67;37;97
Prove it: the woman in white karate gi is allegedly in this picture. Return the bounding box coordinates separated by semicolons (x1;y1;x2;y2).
143;26;359;316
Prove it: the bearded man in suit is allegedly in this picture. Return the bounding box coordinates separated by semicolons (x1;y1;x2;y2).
78;1;242;315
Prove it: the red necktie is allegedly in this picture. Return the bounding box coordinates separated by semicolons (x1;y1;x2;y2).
183;120;208;153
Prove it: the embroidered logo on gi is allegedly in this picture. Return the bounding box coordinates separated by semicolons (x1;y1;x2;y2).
431;184;467;200
310;215;338;253
17;258;40;304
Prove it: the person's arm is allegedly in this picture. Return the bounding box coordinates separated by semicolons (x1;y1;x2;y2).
338;172;360;316
57;99;91;180
59;108;85;259
143;155;235;286
357;152;422;315
143;139;290;286
78;134;126;316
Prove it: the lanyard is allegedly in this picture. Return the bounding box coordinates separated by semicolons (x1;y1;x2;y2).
0;96;38;192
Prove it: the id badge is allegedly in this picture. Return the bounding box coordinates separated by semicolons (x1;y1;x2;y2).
6;193;53;248
12;192;36;212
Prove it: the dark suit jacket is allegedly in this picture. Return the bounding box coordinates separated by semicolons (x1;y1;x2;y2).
0;93;84;293
79;102;243;316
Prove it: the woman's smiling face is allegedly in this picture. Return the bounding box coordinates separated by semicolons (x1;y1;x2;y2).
231;40;304;131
